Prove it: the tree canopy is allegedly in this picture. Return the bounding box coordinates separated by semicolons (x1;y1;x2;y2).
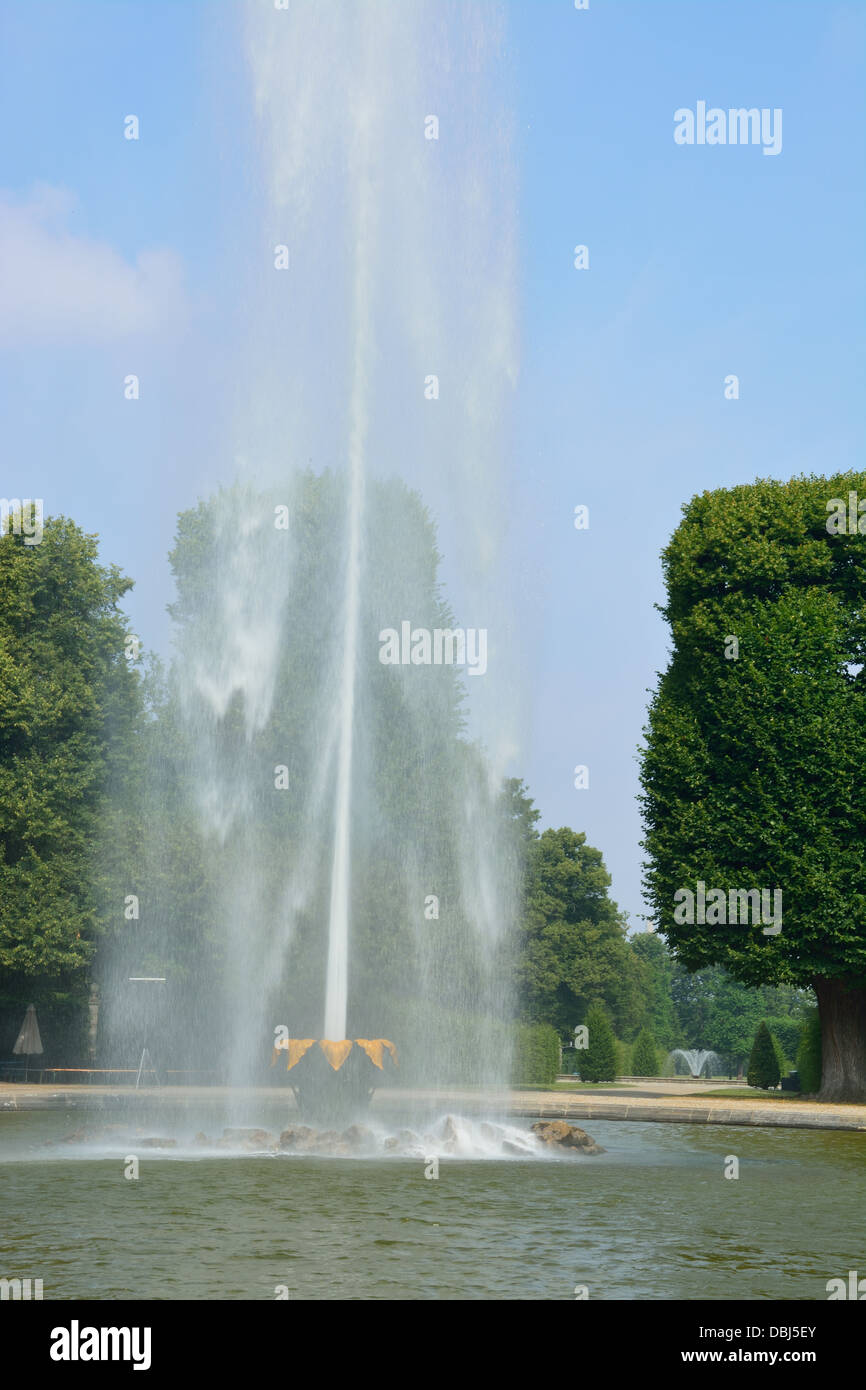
640;473;866;1099
0;516;140;1041
516;824;644;1038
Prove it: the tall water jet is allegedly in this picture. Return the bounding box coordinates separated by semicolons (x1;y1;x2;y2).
322;462;359;1039
323;39;378;1042
101;0;522;1110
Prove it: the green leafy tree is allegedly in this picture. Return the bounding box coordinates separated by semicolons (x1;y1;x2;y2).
579;1002;618;1082
747;1021;780;1090
762;1014;802;1066
641;474;866;1100
517;826;643;1039
0;515;141;1044
771;1030;789;1078
631;1026;659;1076
629;931;681;1049
695;972;766;1074
671;963;811;1075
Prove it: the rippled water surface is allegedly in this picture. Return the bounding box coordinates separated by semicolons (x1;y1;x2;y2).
1;1109;863;1300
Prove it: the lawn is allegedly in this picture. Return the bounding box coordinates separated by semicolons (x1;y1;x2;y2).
515;1081;634;1092
700;1088;804;1101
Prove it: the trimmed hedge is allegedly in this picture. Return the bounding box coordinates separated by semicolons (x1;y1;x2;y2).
513;1023;561;1085
796;1007;822;1093
579;1004;618;1082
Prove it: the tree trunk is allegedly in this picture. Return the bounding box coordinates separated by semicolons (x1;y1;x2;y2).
814;977;866;1103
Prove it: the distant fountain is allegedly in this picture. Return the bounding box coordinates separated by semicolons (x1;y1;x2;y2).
669;1049;722;1078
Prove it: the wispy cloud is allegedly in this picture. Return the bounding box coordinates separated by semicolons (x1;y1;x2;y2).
0;185;187;346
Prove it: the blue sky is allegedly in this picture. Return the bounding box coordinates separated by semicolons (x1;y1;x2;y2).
1;0;863;926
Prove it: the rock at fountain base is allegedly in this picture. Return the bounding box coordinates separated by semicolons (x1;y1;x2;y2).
278;1125;372;1155
383;1128;421;1153
342;1123;376;1150
531;1120;605;1154
217;1128;277;1151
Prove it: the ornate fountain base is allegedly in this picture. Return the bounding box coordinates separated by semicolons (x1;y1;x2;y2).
272;1038;398;1125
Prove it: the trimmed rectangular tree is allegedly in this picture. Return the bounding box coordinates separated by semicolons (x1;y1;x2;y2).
640;474;866;1101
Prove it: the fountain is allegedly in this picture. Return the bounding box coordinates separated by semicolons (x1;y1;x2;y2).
669;1049;722;1078
273;1037;398;1125
100;0;523;1137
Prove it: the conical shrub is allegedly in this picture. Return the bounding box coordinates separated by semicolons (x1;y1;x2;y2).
579;1004;618;1082
631;1027;659;1077
747;1021;780;1090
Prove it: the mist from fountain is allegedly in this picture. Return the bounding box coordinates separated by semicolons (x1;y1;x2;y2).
101;0;523;1118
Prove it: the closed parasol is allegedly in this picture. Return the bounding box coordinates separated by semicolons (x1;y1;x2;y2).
12;1004;43;1080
